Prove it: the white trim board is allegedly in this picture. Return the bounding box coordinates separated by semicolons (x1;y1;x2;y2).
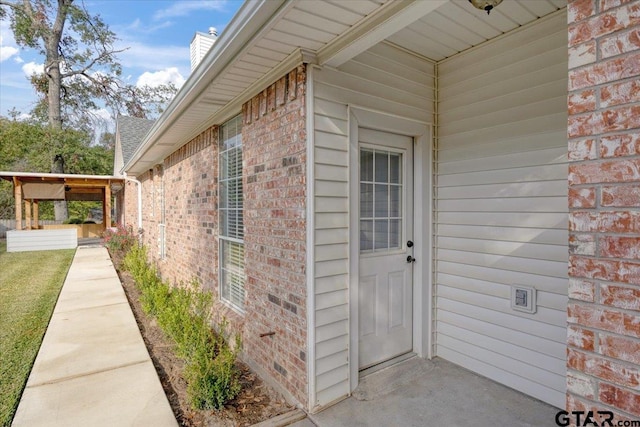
347;106;433;393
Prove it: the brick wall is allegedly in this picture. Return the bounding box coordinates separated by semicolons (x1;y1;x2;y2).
123;66;309;407
242;65;308;404
122;180;138;229
139;169;159;257
132;128;243;324
567;0;640;421
158;126;219;290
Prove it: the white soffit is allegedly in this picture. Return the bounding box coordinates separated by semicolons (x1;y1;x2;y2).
387;0;568;62
126;0;568;175
126;0;389;175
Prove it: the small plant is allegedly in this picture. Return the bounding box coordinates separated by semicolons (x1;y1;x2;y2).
185;329;242;410
121;245;242;410
63;217;82;224
123;244;148;280
104;224;137;259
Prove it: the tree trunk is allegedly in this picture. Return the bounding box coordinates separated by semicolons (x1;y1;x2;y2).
47;59;63;129
48;0;69;220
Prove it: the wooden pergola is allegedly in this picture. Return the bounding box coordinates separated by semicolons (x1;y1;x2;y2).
0;172;124;231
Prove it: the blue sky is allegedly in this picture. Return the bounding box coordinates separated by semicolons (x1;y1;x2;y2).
0;0;244;119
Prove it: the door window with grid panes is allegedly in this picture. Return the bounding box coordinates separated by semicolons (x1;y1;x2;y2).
360;148;403;252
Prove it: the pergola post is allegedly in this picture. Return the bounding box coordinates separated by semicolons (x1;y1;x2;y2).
33;200;39;229
14;177;22;230
24;200;32;230
104;183;112;230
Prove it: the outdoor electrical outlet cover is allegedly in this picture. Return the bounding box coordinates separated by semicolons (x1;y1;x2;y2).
511;285;537;314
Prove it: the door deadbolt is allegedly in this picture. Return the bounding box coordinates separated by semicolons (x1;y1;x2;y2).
407;240;414;248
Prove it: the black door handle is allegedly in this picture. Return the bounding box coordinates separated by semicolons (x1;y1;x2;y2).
407;255;416;263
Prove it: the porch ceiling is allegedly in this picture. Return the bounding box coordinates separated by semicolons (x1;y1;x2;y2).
125;0;568;175
389;0;567;61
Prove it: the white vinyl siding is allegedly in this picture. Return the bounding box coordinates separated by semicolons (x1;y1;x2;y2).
219;116;245;312
312;41;435;408
6;229;77;252
435;10;568;408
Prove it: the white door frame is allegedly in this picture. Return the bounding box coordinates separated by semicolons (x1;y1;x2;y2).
348;106;433;393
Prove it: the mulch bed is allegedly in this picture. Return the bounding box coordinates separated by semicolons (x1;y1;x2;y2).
110;251;294;426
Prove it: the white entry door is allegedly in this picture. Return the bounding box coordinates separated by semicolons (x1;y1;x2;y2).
358;128;414;370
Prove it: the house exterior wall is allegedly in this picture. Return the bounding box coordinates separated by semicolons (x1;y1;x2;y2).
157;128;218;287
124;67;309;408
242;65;308;405
139;169;159;259
436;11;569;408
122;180;138;229
311;42;435;409
567;0;640;421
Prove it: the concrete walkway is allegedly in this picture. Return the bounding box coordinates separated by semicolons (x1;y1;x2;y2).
293;357;559;427
12;246;177;427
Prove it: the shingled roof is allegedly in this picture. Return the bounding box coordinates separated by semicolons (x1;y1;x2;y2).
116;115;155;167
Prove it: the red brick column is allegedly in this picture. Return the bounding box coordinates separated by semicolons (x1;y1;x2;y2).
567;0;640;421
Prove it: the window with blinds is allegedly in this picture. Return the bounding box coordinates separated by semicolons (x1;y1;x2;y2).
219;115;245;311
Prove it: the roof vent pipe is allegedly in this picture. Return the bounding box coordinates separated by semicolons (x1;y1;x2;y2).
209;27;218;37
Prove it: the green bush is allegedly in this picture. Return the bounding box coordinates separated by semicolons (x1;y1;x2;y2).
123;244;148;280
63;217;82;224
186;329;242;410
121;245;241;410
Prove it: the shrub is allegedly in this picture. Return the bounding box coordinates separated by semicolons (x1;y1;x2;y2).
123;244;147;280
185;329;242;410
104;224;137;259
63;217;82;224
121;245;241;410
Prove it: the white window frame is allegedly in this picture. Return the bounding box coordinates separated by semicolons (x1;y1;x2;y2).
218;115;245;312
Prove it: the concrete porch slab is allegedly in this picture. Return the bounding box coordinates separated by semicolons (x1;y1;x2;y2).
308;357;560;427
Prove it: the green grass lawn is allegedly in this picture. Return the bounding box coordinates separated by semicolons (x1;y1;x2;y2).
0;239;75;427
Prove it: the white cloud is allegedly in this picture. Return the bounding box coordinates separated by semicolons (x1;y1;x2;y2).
15;112;32;121
14;56;24;64
0;45;18;62
123;18;173;34
0;21;20;62
153;0;227;20
136;67;185;88
117;41;189;74
22;62;44;76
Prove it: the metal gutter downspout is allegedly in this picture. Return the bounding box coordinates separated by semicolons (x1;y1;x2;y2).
122;172;143;239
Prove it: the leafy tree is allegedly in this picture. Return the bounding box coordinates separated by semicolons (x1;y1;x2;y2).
0;0;175;219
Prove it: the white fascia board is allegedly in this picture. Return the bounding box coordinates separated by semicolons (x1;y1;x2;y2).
191;48;317;135
317;0;448;68
123;0;287;175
